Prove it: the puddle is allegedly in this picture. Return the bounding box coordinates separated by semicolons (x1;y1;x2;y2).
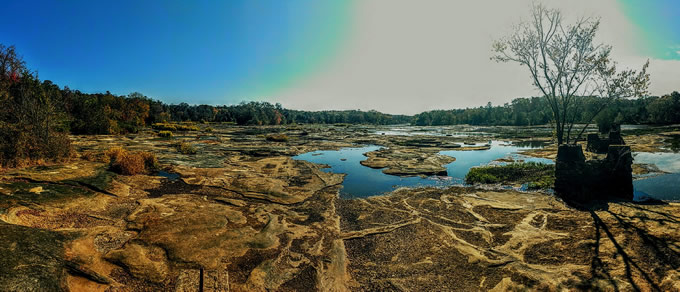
157;171;180;181
293;141;552;198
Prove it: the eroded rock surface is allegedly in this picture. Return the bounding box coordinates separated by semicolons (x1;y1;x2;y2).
0;124;678;291
360;147;455;176
338;187;680;291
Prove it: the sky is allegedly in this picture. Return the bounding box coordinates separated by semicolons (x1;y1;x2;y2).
1;0;678;114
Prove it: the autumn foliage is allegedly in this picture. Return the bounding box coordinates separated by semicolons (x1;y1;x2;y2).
0;44;72;168
105;147;159;175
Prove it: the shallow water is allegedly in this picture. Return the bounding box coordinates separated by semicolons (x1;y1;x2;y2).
373;126;493;137
295;141;680;201
293;141;551;198
632;151;680;201
634;173;680;201
439;141;553;182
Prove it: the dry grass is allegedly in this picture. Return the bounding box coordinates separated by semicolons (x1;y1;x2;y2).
105;147;159;175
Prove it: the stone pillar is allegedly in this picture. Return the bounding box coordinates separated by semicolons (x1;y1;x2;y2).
586;134;601;153
604;145;633;200
608;130;625;145
555;144;588;203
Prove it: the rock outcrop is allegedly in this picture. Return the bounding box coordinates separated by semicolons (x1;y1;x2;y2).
0;124;677;291
360;147;455;176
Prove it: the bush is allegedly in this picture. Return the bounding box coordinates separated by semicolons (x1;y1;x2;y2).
465;162;554;189
158;131;173;138
105;147;159;175
465;172;499;184
204;127;213;132
265;134;289;142
176;142;197;155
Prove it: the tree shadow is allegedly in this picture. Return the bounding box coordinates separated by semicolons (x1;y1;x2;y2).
566;198;677;291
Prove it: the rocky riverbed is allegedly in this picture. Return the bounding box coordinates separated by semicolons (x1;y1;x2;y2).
0;124;678;291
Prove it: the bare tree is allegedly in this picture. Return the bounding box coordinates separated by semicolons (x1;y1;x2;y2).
492;4;650;145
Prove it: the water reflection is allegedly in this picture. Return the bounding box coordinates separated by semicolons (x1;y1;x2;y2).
293;141;552;198
633;152;680;173
634;173;680;201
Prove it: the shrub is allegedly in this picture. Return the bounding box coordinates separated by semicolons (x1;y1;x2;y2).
105;147;159;175
204;127;213;132
265;134;289;142
158;131;173;138
176;142;197;155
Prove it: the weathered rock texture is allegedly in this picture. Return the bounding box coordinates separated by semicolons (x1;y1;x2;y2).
0;124;677;291
360;147;455;176
338;187;680;291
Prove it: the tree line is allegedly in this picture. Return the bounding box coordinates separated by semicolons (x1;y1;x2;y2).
1;42;678;167
413;93;680;130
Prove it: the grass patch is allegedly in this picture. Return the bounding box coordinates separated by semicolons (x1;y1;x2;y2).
465;162;554;190
175;142;197;155
105;147;159;175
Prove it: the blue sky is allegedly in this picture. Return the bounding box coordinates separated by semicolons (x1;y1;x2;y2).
0;0;352;104
1;0;677;114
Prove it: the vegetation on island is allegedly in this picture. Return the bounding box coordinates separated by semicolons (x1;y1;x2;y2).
465;162;555;190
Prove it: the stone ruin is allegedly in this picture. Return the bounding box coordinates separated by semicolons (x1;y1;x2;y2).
555;143;634;203
586;124;625;154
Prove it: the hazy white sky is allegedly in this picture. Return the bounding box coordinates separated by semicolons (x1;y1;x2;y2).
275;0;680;115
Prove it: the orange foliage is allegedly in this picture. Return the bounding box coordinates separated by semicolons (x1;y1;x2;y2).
105;147;158;175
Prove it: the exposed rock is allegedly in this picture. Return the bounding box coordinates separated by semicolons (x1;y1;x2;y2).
104;243;170;284
0;124;677;291
173;156;343;204
338;187;680;291
0;222;71;291
360;147;455;176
